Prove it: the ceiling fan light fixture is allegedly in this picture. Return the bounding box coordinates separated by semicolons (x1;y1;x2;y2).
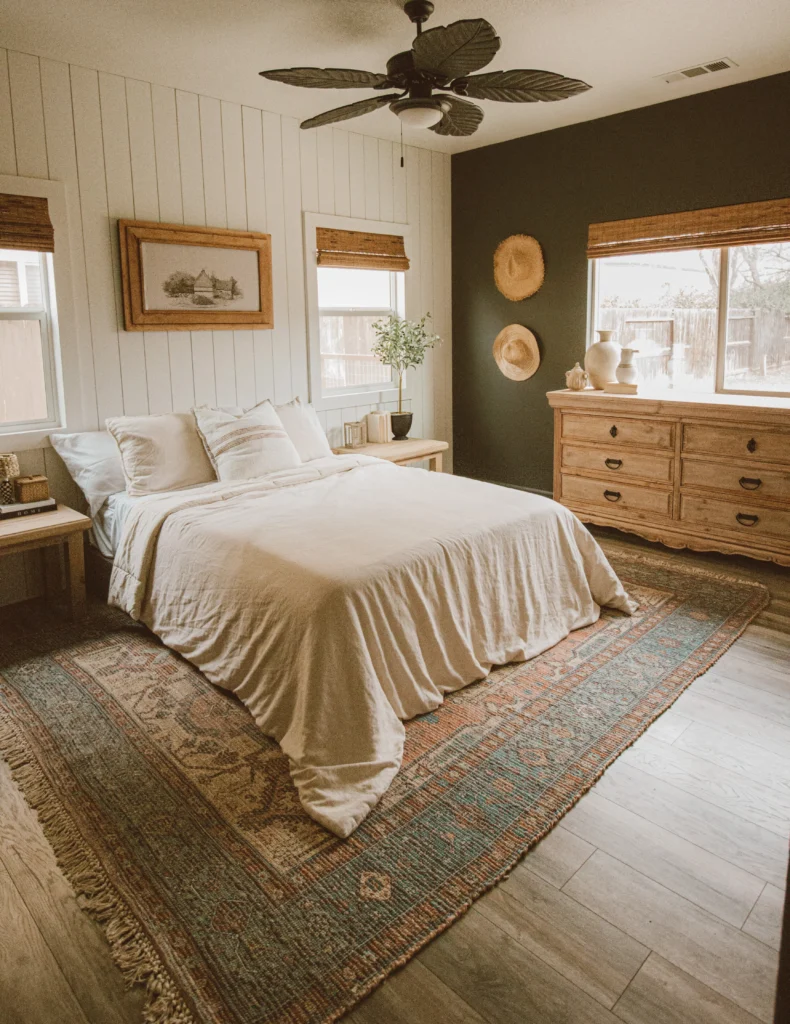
391;97;446;129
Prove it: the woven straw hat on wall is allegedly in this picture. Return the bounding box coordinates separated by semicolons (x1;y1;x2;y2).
493;325;541;381
494;234;545;301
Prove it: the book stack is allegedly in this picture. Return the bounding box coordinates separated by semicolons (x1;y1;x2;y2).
366;411;392;443
0;497;57;521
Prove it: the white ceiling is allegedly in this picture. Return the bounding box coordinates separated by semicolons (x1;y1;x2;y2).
3;0;789;153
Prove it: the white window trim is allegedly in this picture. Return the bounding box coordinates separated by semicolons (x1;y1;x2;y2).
588;247;790;400
0;175;85;450
303;211;412;412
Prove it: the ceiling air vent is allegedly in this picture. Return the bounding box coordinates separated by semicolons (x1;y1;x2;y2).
659;57;738;84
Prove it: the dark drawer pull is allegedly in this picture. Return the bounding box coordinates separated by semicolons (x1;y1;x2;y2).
739;477;762;490
605;458;622;470
747;438;757;453
736;512;759;527
604;489;622;502
609;425;618;438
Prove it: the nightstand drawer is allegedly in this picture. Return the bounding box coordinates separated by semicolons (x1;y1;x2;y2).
681;459;790;503
682;424;790;465
560;474;672;517
562;445;673;484
681;494;790;545
561;413;674;450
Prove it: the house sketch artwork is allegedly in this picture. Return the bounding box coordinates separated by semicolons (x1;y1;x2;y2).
140;241;261;312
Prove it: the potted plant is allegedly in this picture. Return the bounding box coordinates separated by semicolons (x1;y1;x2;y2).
371;313;441;439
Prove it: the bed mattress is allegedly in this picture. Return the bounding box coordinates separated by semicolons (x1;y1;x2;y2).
109;455;636;837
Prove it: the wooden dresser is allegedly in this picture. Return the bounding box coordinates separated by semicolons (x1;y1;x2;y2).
547;390;790;567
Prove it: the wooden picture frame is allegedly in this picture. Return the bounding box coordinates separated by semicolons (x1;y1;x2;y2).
119;219;273;331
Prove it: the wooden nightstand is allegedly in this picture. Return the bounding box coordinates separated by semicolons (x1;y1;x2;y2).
0;505;92;620
333;437;449;472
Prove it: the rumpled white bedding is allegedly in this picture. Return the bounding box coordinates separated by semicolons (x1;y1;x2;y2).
109;455;636;837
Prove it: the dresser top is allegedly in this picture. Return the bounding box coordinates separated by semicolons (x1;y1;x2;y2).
547;389;790;417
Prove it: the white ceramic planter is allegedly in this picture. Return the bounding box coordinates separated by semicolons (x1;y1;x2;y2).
584;330;621;389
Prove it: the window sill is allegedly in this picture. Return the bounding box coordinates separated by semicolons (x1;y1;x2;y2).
315;385;404;413
0;424;62;452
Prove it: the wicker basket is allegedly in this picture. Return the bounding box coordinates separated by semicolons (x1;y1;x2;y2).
0;453;20;505
14;474;50;503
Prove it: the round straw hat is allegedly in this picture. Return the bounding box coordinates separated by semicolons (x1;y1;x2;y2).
493;234;545;301
493;324;540;381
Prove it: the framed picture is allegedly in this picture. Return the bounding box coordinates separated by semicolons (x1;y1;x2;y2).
119;220;273;331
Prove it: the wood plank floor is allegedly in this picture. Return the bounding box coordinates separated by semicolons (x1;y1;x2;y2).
0;537;787;1024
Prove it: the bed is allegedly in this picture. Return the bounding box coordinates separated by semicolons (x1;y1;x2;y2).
107;453;636;837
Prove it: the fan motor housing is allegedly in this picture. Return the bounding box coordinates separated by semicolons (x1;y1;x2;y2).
404;1;434;25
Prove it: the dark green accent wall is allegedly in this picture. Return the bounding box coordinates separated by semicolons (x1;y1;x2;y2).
451;72;790;493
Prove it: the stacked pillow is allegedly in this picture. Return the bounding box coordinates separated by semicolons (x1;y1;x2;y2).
51;398;333;506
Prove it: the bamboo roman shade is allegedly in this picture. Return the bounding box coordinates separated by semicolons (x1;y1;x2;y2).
0;193;54;253
316;228;409;271
587;197;790;259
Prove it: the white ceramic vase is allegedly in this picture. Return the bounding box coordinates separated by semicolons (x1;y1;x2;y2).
585;330;621;389
616;346;639;385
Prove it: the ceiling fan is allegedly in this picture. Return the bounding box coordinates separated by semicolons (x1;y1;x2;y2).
259;1;591;137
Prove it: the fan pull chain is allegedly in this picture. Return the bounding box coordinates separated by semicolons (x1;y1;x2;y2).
400;119;404;167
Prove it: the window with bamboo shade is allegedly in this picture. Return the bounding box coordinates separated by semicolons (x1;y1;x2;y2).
315;228;410;272
0;193;54;253
587;198;790;397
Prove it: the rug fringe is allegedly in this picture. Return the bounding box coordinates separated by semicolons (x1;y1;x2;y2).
0;711;195;1024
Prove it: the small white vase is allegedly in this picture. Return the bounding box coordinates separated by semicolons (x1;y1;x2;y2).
616;346;639;386
584;330;621;389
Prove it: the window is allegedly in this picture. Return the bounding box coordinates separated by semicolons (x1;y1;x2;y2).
591;243;790;395
0;248;59;430
317;267;404;397
588;199;790;398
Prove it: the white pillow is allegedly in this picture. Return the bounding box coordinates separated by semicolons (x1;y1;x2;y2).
49;430;126;515
106;411;215;496
193;402;301;481
275;398;333;463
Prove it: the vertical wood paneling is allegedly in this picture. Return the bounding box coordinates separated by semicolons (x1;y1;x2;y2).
4;45;448;459
199;95;226;228
348;133;365;218
70;64;124;425
99;72;149;418
419;147;435;438
281;116;309;402
299;130;319;214
378;139;394;223
40;57;98;428
126;78;159;221
151;85;182;224
262;111;292;403
332;130;350;217
0;50;17;175
213;330;237;407
221;101;246;231
7;52;47;178
176;91;205;226
405;144;424;439
316;126;334;215
363;136;379;220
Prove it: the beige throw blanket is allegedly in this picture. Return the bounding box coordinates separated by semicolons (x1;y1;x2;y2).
110;456;636;837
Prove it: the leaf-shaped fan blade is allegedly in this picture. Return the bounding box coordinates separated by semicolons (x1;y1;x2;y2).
260;67;387;89
300;93;402;130
429;96;484;137
458;69;591;102
412;19;501;79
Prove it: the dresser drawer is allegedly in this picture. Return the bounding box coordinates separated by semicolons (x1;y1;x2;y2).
681;459;790;503
561;474;672;517
681;494;790;546
562;413;674;450
563;445;673;484
682;423;790;465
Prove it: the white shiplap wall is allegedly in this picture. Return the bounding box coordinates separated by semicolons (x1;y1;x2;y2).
0;47;452;605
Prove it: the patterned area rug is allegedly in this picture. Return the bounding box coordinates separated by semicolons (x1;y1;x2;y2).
0;551;768;1024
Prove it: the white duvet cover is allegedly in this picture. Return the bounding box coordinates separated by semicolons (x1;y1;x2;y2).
110;455;636;837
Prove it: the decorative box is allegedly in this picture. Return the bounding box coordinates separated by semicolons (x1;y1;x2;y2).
14;474;50;503
0;453;20;504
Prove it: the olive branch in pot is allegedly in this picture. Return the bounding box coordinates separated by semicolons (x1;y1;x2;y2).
370;314;441;413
